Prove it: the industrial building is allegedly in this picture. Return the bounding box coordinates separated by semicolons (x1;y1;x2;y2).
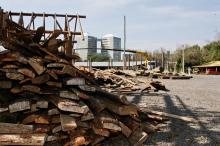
101;34;122;61
74;33;97;61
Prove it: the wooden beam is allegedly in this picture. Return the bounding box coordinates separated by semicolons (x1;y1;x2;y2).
0;134;47;145
0;123;33;134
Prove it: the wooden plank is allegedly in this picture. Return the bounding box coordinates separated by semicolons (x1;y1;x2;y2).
0;81;12;89
3;64;19;69
31;74;50;84
99;97;138;116
141;109;196;123
119;121;132;137
22;115;49;124
81;110;94;121
71;88;91;100
78;85;96;92
52;125;62;133
28;58;45;75
9;100;30;113
128;127;148;146
10;87;22;94
64;77;85;85
6;72;24;80
18;68;35;78
59;90;79;100
47;62;65;68
92;125;110;137
51;115;61;124
46;81;62;88
21;85;41;93
49;95;85;114
0;134;47;145
60;114;77;131
36;100;48;109
0;123;33;134
48;108;60;116
0;107;8;113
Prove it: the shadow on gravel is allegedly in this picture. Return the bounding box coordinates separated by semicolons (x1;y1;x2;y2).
144;93;220;146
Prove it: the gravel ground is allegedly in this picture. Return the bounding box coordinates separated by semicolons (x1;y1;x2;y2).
127;75;220;146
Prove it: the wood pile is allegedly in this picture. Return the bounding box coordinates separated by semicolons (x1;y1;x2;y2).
0;11;166;145
79;69;169;93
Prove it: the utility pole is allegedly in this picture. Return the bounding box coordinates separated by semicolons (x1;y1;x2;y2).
182;46;185;73
161;48;164;69
123;15;126;70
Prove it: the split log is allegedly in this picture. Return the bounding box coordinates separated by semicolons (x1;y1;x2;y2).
64;77;85;85
9;100;30;113
46;81;62;88
49;95;86;114
18;68;35;78
28;58;45;75
0;134;47;145
0;123;33;134
6;72;24;80
60;114;77;131
48;108;60;116
36;100;48;109
59;90;79;100
31;74;50;84
21;85;41;93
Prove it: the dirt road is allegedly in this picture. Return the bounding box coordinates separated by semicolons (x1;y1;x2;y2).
128;75;220;146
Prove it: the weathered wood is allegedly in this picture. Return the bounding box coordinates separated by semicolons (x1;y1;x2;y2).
19;78;31;84
52;125;62;133
129;128;148;146
0;134;47;145
36;100;48;109
34;125;50;133
31;74;50;84
49;95;86;114
6;72;24;80
0;123;33;134
64;77;85;85
3;64;19;69
99;97;138;116
142;109;196;123
48;108;60;116
28;58;45;75
46;135;68;142
92;125;110;137
78;85;96;92
71;88;91;100
47;70;58;80
81;110;94;121
60;114;77;131
10;87;22;94
142;122;159;133
22;114;49;124
51;115;61;124
21;85;41;93
86;97;105;112
59;90;79;100
0;81;12;89
46;81;62;88
18;68;35;78
0;107;8;113
91;135;105;146
47;62;65;68
119;121;132;137
9;100;30;113
96;88;129;104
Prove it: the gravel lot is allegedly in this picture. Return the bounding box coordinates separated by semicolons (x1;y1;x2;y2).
128;75;220;146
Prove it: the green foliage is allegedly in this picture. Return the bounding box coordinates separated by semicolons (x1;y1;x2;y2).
174;42;220;71
89;53;110;62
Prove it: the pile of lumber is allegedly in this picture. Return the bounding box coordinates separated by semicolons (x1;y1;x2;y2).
0;10;166;146
81;69;169;93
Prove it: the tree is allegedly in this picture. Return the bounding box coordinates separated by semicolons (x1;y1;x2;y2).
202;41;220;62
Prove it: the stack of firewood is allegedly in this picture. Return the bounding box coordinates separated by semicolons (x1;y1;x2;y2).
0;10;166;146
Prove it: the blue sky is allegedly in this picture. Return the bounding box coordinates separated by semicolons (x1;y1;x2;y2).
1;0;220;51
